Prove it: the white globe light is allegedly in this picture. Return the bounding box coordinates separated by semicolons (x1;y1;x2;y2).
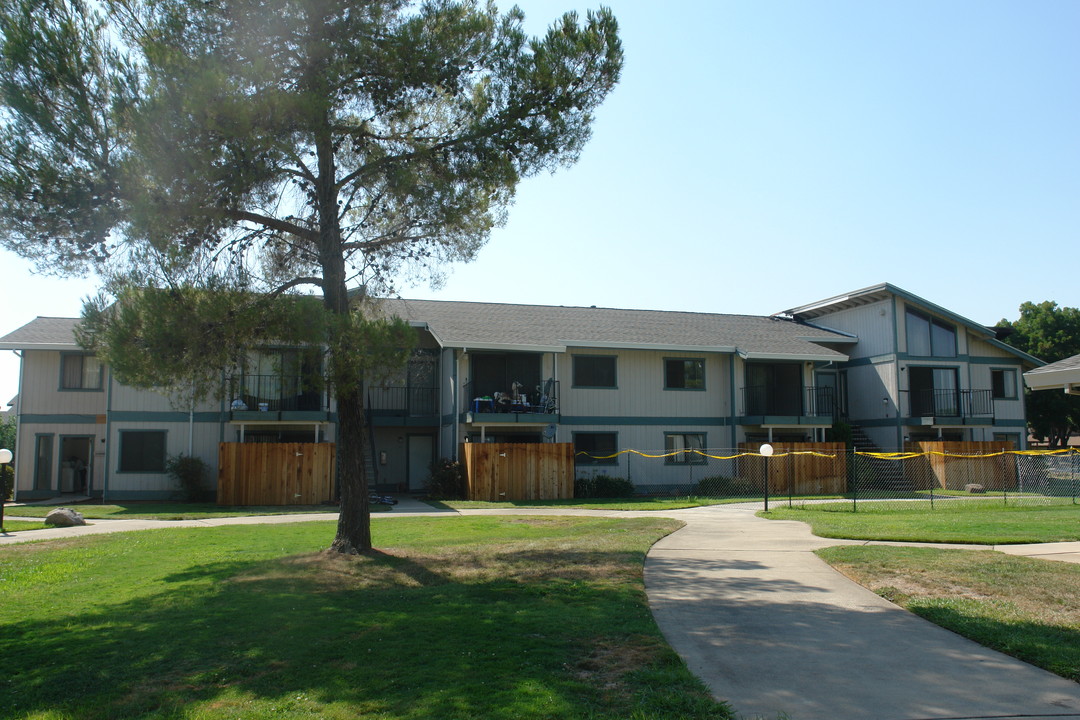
0;448;12;464
759;443;774;457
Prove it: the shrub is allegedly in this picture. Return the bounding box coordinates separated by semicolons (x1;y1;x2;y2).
689;475;753;497
575;474;635;498
427;458;466;499
1;463;12;502
167;454;212;502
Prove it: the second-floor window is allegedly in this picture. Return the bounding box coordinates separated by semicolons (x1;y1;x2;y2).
991;368;1017;399
665;358;704;390
60;353;102;390
906;309;956;357
573;355;617;388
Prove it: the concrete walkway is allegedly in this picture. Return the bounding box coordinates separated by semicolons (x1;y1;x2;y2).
3;499;1080;719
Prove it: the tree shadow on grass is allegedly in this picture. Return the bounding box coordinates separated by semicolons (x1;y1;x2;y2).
3;542;728;720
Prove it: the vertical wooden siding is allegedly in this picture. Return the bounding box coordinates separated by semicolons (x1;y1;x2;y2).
905;441;1016;490
737;442;847;495
460;443;574;501
218;442;336;505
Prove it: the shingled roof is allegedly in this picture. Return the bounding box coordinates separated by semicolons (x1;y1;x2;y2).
0;317;82;350
1;300;856;361
377;299;852;361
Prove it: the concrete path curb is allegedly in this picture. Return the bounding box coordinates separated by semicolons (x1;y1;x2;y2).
3;499;1080;719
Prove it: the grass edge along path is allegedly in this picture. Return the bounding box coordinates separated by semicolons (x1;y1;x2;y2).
0;515;733;720
762;503;1080;544
817;545;1080;682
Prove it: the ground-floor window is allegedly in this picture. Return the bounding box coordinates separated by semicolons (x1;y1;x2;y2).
118;430;167;472
573;432;618;465
665;432;706;464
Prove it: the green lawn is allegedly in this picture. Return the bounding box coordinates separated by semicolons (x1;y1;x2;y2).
818;545;1080;681
762;502;1080;544
4;503;369;521
1;519;48;532
0;516;731;720
435;496;750;511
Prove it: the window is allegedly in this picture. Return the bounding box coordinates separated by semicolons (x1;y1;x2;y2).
665;433;706;464
665;358;705;390
906;310;956;358
118;431;167;472
991;369;1017;399
60;353;102;390
34;434;54;490
573;355;616;388
573;432;618;466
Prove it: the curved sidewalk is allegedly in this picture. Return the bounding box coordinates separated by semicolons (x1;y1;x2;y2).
645;503;1080;720
4;500;1080;719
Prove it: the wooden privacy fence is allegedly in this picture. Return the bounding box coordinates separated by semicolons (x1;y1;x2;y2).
218;442;336;505
460;442;574;501
904;440;1016;490
736;442;847;495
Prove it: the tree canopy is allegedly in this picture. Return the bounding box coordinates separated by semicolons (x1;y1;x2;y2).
0;0;623;551
998;301;1080;448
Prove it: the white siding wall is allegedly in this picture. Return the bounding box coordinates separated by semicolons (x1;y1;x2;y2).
813;300;895;359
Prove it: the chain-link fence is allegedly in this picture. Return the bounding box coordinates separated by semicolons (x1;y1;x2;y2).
574;447;1080;510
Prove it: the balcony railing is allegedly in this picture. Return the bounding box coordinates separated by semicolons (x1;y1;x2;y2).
464;380;559;416
741;385;836;418
229;374;327;412
903;389;994;419
367;386;438;417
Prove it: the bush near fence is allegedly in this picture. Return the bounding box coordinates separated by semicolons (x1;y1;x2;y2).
573;447;1080;509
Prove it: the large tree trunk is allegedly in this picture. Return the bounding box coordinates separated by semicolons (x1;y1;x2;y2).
330;382;372;553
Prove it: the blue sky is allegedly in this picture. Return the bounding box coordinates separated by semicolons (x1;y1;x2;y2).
2;0;1079;406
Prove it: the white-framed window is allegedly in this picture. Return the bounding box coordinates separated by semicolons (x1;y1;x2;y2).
60;353;103;390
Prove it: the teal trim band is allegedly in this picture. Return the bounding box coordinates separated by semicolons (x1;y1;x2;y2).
561;416;731;426
737;416;833;426
370;416;439;428
992;419;1028;428
109;411;225;423
21;414;100;424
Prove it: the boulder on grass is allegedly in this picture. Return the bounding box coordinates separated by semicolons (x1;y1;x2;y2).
44;507;86;527
964;483;986;494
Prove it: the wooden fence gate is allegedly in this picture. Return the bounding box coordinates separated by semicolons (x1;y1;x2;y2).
904;440;1016;490
460;442;574;501
218;442;336;505
737;442;847;495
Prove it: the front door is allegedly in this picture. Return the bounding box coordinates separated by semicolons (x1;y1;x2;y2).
59;436;93;493
406;435;434;492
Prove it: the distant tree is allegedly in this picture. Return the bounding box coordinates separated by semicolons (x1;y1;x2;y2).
0;0;623;552
998;301;1080;448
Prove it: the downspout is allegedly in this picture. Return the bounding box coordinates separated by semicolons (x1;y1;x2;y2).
103;368;113;503
452;348;459;459
11;350;24;502
188;379;195;457
892;295;903;451
728;353;737;448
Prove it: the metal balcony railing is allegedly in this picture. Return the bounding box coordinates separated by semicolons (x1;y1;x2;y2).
903;389;994;419
464;379;559;416
741;385;836;418
367;386;438;417
229;374;327;412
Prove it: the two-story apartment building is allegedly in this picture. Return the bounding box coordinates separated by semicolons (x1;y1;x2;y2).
0;284;1043;500
781;283;1040;452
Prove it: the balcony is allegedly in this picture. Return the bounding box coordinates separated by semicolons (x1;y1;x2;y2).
740;385;837;422
902;388;994;423
367;386;438;420
229;374;328;421
463;379;559;422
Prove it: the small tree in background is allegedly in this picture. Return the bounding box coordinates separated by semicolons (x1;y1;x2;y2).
999;301;1080;448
